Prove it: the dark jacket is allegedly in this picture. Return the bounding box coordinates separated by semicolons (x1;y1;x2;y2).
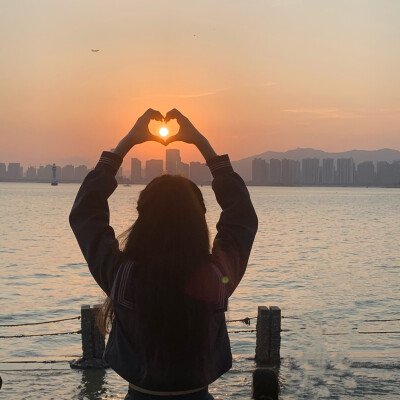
69;151;257;391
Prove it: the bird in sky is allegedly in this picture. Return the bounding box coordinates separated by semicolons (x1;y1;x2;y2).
91;49;100;52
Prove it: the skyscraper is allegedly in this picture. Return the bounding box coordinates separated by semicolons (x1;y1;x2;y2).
146;159;163;181
131;158;142;184
62;165;75;180
322;158;335;185
302;158;319;185
252;158;268;185
0;163;6;179
356;161;375;186
166;149;181;175
26;166;37;180
269;159;282;185
189;162;211;184
74;165;88;181
281;159;300;185
7;163;21;180
336;158;354;185
177;161;190;179
376;161;399;186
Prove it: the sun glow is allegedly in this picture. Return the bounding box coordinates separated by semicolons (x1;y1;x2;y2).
159;127;169;137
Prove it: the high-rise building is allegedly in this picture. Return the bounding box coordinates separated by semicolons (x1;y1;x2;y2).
336;158;354;185
269;159;282;185
392;161;400;186
189;162;211;184
252;158;268;185
166;149;181;175
75;165;88;181
26;166;37;180
56;166;62;179
302;158;319;185
146;159;163;181
131;158;142;184
7;163;21;180
356;161;375;186
376;161;399;186
62;165;75;180
38;164;53;180
0;163;6;179
322;159;335;185
177;161;189;178
281;159;300;185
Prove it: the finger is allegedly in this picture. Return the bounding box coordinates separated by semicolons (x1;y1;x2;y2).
164;132;182;146
164;108;184;123
149;134;166;145
144;108;164;122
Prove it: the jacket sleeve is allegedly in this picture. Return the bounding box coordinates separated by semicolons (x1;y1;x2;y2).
208;155;258;297
69;151;124;295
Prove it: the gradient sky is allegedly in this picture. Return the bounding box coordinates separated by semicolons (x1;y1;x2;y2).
1;0;400;170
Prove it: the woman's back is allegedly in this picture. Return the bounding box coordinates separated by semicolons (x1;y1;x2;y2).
69;108;258;397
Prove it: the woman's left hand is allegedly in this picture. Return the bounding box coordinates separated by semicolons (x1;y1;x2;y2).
113;109;165;158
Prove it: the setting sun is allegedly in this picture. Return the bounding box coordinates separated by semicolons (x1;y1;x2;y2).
159;127;169;137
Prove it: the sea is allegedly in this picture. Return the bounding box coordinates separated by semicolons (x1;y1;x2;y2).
0;182;399;400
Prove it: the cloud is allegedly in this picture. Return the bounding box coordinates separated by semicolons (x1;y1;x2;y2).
162;90;223;99
284;108;338;115
283;108;367;119
376;107;400;115
131;89;226;100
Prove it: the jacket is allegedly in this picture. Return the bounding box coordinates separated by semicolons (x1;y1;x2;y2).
69;151;258;391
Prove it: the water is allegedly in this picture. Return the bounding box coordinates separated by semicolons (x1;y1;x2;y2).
1;183;399;399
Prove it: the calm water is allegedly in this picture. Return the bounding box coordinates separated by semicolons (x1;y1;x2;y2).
0;183;399;400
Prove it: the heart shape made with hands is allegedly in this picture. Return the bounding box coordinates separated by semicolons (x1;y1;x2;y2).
148;118;180;142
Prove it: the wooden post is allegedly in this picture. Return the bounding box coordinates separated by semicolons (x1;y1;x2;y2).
70;305;108;369
255;306;271;365
269;306;281;366
255;305;281;366
81;305;94;359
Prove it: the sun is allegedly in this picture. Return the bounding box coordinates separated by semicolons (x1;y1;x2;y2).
159;127;169;137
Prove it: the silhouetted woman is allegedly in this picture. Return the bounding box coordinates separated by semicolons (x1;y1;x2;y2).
70;109;258;399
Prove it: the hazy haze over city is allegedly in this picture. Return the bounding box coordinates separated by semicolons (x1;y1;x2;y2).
1;0;400;172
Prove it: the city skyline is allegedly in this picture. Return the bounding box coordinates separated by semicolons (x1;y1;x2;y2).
2;147;399;187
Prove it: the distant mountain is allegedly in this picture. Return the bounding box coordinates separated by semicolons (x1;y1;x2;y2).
232;148;400;181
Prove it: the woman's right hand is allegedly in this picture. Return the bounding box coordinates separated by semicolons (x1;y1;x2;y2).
164;109;205;147
164;109;217;161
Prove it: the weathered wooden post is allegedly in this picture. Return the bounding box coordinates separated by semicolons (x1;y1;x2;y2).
269;306;281;366
255;306;271;365
70;304;109;369
255;305;281;366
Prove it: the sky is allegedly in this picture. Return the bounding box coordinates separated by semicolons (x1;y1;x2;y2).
1;0;400;170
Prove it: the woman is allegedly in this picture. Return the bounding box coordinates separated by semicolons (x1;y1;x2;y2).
70;109;258;399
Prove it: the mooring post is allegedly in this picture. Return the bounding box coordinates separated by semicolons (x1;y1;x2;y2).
81;305;94;359
70;304;108;369
92;304;106;359
255;306;271;365
255;305;281;366
269;306;281;366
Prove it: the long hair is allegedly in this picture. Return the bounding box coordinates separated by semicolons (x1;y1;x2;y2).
99;174;211;378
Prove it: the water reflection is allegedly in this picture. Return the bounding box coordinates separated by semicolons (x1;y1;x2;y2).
76;369;108;400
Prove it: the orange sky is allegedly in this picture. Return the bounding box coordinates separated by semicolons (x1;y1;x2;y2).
1;0;400;171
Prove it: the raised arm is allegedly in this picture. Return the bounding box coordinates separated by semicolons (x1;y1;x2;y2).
164;109;258;297
69;109;164;295
208;158;258;297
